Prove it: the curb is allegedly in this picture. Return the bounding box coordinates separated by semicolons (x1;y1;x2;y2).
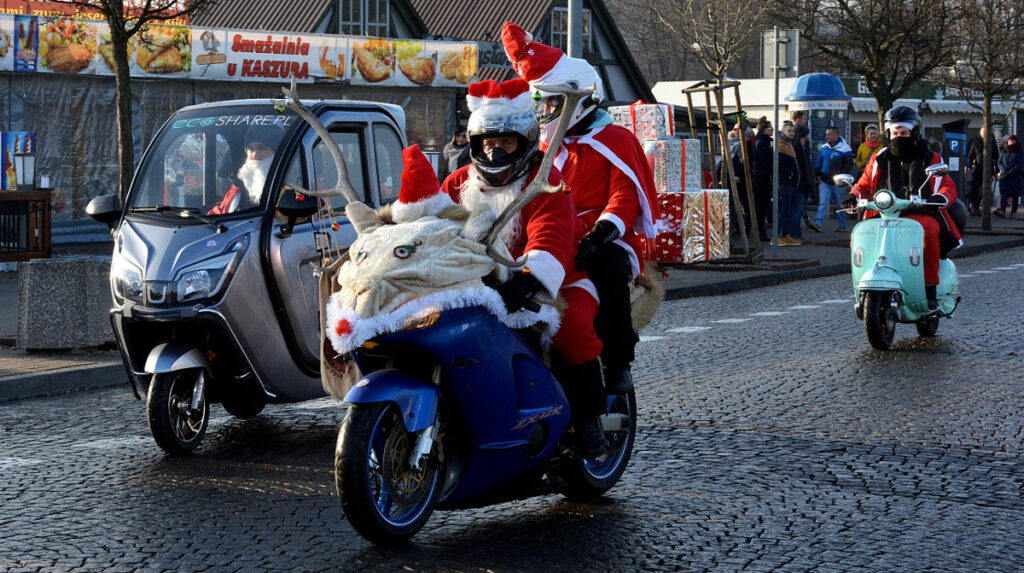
0;362;127;402
664;236;1024;300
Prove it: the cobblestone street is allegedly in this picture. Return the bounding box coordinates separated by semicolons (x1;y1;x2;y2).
2;248;1023;572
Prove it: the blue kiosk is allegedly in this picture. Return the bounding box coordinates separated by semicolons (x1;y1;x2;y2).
784;73;853;171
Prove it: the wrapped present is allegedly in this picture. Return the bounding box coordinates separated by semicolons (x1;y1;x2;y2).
680;189;730;263
643;138;703;195
609;101;675;141
646;192;685;263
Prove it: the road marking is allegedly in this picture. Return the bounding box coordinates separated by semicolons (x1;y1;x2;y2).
820;299;851;304
0;457;44;468
639;335;666;342
750;311;788;316
994;267;1017;271
666;326;712;333
959;274;975;278
788;305;820;310
79;436;150;449
974;270;997;274
711;318;753;324
292;399;345;410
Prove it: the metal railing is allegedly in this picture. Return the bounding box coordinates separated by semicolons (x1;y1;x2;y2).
0;192;51;262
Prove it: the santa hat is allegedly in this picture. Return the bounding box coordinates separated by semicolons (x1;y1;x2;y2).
391;144;455;223
466;78;533;112
500;21;604;100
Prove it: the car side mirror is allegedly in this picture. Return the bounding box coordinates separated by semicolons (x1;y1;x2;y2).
925;163;950;177
276;185;320;235
833;174;855;188
86;194;122;230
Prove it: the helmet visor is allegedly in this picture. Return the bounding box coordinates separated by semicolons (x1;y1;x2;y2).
532;92;565;127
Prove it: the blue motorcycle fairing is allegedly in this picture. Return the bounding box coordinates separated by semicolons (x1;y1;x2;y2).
344;369;439;433
357;306;571;504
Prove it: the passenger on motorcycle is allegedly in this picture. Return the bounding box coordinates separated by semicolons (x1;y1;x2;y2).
501;21;660;394
845;105;962;310
429;78;607;457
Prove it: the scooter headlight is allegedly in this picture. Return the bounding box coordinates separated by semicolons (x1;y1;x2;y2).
175;235;249;302
112;257;144;302
873;190;894;210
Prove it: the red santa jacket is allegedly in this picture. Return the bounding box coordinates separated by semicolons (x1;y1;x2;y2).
441;164;580;302
551;123;661;279
851;148;962;252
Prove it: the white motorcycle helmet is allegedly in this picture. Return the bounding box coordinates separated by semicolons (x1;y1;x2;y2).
466;79;541;187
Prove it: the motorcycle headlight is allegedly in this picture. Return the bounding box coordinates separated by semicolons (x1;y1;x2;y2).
112;257;143;302
873;191;894;210
175;235;249;302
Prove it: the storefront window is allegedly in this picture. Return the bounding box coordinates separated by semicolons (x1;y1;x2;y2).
550;8;591;53
340;0;390;37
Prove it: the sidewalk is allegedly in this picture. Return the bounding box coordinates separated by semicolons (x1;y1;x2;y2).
3;210;1024;402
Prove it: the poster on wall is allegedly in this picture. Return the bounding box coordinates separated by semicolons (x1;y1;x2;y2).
432;42;476;87
0;15;13;71
35;16;99;75
132;23;191;77
13;14;37;72
1;131;34;190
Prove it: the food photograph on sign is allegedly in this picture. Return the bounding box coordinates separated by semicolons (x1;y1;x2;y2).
38;17;98;74
135;24;191;75
97;25;135;74
0;16;13;71
14;15;38;72
351;37;393;83
315;37;346;81
436;43;477;86
394;40;434;86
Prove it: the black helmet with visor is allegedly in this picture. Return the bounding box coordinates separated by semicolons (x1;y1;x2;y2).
468;102;540;187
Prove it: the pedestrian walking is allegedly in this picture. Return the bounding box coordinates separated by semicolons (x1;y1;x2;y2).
995;134;1023;219
967;126;999;216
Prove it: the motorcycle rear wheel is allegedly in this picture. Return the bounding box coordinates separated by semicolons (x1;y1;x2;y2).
864;291;896;350
336;402;442;545
147;369;209;455
915;314;940;337
563;389;637;501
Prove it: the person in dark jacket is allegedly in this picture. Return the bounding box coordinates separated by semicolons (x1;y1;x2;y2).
791;110;818;232
751;116;773;241
967;126;999;215
996;134;1024;218
437;125;471;182
776;122;803;245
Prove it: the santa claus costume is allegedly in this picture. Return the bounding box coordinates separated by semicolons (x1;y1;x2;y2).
501;22;660;392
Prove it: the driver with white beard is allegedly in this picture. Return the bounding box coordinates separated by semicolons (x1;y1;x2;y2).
207;125;280;215
439;78;608;458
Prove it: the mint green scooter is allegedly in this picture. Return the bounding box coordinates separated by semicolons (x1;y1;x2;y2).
835;164;960;350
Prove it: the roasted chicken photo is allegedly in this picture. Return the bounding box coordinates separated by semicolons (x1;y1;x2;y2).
353;40;393;82
398;54;435;85
47;44;92;73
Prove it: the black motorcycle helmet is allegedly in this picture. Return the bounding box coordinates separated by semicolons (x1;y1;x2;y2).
467;102;540;187
882;105;921;143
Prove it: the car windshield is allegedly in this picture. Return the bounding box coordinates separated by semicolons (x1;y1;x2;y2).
127;105;300;217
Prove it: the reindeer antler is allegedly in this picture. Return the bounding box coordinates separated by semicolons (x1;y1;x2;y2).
485;83;597;267
277;80;361;204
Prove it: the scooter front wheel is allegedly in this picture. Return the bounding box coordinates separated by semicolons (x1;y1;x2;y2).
864;291;897;350
147;369;209;455
336;402;441;545
563;389;637;501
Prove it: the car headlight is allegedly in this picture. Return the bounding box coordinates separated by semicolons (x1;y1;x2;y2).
175;235;249;302
112;257;143;302
873;191;894;210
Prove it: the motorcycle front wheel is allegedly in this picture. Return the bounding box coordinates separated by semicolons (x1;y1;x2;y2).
147;369;209;455
335;402;442;545
863;291;897;350
563;389;637;501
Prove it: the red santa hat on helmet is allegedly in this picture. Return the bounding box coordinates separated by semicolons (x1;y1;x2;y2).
466;78;533;112
500;21;604;100
391;144;456;223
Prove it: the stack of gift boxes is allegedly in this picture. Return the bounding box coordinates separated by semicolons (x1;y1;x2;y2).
608;102;730;264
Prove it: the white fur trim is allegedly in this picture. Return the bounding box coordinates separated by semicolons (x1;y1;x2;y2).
326;286;561;355
563;279;599;303
573;127;659;237
466;94;485;112
391;192;456;223
508;91;533;111
461;204;497;241
597;212;627;238
519;249;565;301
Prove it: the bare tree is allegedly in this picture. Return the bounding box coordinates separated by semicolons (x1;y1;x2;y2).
52;1;217;201
937;0;1024;230
776;0;959;127
605;0;691;84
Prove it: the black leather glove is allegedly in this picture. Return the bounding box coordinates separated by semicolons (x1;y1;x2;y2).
575;220;621;271
925;194;949;208
495;272;541;313
842;192;859;209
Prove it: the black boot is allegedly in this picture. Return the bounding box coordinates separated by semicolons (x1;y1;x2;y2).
925;285;938;311
555;359;607;458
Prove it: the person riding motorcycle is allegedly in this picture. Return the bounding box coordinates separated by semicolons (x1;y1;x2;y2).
501;21;660;395
844;105;962;310
427;78;607;457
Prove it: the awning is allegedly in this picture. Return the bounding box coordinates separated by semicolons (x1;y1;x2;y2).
851;97;1016;114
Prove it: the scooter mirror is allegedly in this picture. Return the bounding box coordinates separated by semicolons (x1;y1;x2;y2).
86;193;122;230
925;163;950;177
833;174;855;188
277;185;320;236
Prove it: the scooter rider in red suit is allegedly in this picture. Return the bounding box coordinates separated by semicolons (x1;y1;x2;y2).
844;105;962;310
501;22;661;394
393;79;606;457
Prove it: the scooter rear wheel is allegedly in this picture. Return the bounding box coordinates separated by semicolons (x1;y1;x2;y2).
147;370;209;455
915;315;940;337
563;389;637;501
336;402;441;545
864;291;897;350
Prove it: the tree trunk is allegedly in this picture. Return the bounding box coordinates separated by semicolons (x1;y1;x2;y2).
112;28;135;203
981;97;993;231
